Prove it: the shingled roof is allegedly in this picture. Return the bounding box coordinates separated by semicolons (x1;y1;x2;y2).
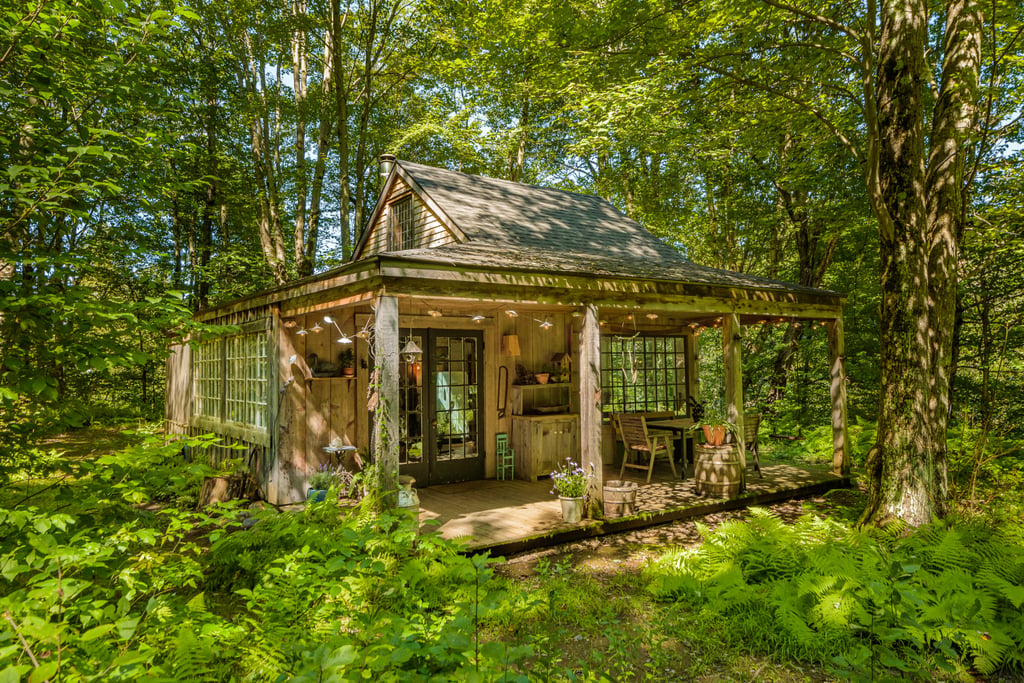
390;161;836;296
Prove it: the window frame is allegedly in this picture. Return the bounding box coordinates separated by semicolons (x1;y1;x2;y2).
191;323;271;445
599;334;690;417
388;194;415;251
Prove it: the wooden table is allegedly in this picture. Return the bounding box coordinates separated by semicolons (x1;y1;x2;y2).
646;418;695;472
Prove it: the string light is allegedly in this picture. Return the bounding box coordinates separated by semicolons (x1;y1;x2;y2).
534;318;553;330
323;315;352;344
427;310;442;317
505;309;518;318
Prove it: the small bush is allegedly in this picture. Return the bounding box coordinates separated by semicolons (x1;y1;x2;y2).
645;508;1024;679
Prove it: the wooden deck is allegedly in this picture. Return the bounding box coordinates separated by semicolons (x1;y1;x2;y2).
417;461;852;556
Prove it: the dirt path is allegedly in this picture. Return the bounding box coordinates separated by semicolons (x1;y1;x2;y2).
496;487;865;579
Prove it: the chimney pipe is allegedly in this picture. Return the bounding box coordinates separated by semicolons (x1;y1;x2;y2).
379;153;396;187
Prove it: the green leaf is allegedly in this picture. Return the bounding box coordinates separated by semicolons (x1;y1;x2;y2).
116;615;140;640
0;666;31;683
28;662;59;683
80;623;115;641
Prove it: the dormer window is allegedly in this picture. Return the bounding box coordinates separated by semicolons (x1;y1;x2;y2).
388;196;414;250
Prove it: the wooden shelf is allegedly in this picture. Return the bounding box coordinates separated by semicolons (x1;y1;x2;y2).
513;383;569;390
307;375;357;381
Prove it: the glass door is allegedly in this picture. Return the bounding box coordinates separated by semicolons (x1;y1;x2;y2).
398;330;484;486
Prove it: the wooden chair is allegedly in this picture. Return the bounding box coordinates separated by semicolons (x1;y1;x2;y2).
617;414;678;483
496;433;514;480
743;413;762;477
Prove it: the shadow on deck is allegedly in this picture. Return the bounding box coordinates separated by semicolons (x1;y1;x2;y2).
417;461;852;556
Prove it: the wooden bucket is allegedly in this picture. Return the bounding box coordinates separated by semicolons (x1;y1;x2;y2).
694;444;744;497
603;480;639;517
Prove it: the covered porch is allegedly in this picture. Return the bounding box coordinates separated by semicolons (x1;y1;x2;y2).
417;459;852;555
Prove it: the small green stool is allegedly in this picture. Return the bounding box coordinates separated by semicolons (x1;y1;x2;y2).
496;433;515;480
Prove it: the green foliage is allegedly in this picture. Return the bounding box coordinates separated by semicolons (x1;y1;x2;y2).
768;417;877;467
645;509;1024;679
0;434;534;681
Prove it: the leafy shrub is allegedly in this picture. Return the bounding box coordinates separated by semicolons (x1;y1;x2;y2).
645;508;1024;679
0;435;533;682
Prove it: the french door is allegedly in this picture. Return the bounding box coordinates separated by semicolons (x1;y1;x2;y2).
398;330;484;486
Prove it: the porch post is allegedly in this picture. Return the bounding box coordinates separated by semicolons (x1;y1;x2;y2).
723;313;746;476
827;316;850;475
373;294;400;505
273;306;306;504
579;304;603;517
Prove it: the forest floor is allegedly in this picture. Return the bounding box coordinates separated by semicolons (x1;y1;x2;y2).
23;426;1007;682
488;487;864;682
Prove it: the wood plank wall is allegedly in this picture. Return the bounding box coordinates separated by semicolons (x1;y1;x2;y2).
362;175;456;255
279;307;367;496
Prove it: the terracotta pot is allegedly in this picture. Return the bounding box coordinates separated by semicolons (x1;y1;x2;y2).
702;424;727;446
535;373;550;385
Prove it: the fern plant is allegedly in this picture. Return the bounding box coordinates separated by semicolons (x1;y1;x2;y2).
645;508;1024;679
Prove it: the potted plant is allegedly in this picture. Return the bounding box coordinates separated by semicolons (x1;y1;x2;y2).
549;458;592;523
339;349;355;377
307;464;338;502
689;407;736;446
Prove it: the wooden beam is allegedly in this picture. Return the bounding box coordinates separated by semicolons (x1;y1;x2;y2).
827;317;850;476
373;294;400;505
579;304;603;517
723;313;746;487
273;306;307;504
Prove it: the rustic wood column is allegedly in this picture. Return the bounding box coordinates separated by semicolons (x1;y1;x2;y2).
273;306;307;504
722;313;746;477
579;304;603;517
827;316;850;475
373;294;400;504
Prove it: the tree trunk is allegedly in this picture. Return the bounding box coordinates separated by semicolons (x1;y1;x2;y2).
860;0;981;526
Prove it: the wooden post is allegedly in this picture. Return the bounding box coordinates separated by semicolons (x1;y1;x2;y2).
273;307;307;504
579;304;603;517
373;294;400;506
723;313;746;481
827;316;850;475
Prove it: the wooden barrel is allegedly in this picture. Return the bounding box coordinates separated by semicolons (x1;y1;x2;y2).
603;480;639;517
694;443;744;497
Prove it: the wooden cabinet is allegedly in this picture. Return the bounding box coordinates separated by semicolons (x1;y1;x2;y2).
509;383;571;416
511;414;580;480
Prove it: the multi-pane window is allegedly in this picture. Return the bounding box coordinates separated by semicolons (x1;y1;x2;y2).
192;331;268;432
600;335;688;415
225;333;268;430
388;196;415;250
193;338;222;420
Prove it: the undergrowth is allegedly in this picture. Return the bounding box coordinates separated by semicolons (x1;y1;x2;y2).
645;508;1024;681
0;433;533;681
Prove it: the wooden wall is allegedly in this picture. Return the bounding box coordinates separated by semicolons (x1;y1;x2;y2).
273;306;370;502
361;175;456;256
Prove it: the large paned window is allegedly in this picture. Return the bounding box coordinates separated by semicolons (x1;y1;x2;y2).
193;338;222;420
225;333;268;430
600;335;688;415
192;331;269;433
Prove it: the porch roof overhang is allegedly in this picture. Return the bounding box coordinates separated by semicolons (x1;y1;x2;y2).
196;245;844;323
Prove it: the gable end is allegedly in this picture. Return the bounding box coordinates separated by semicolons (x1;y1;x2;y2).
353;170;462;260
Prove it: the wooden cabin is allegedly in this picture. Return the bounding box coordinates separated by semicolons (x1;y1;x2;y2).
165;156;849;506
